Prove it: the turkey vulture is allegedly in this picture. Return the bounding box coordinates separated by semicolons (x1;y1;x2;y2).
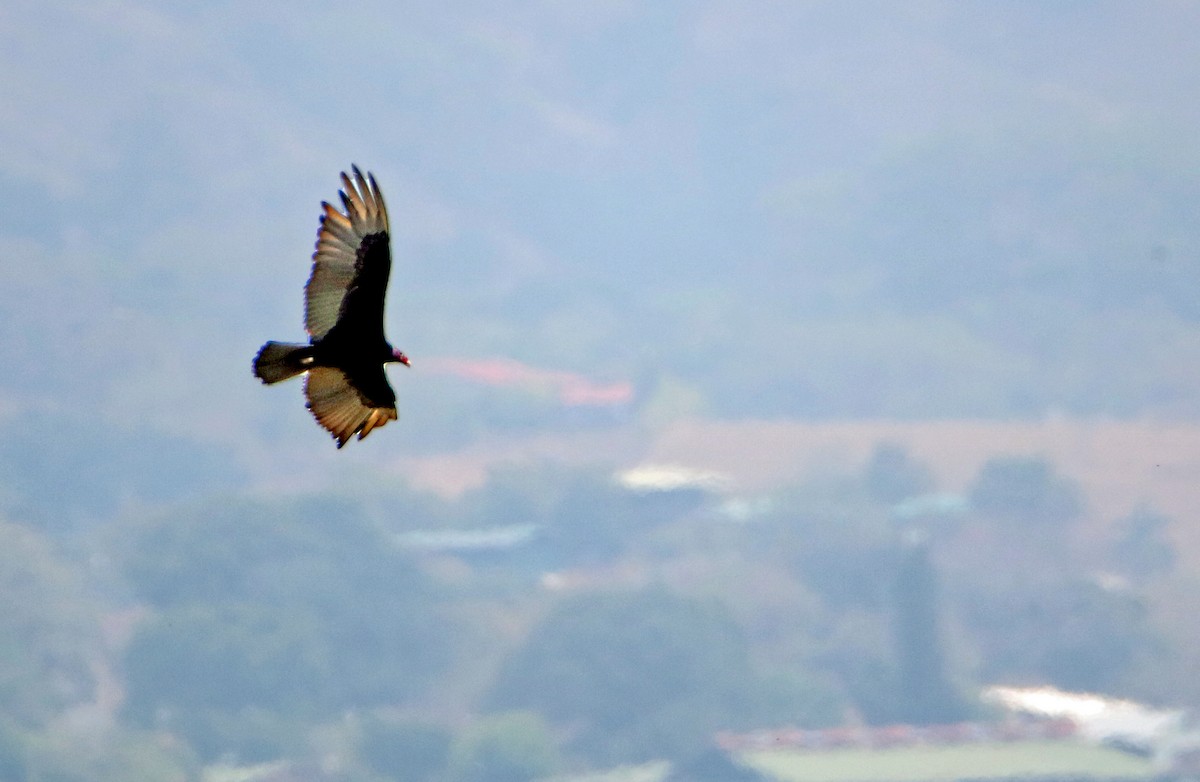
253;166;410;448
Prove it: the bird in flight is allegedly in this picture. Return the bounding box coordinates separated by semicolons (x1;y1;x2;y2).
253;166;410;448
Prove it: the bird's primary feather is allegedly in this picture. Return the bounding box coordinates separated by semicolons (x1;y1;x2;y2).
305;166;391;340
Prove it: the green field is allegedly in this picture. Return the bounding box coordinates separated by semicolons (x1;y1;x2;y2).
555;761;671;782
738;740;1156;782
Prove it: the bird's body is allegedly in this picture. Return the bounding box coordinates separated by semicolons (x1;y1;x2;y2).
253;166;410;448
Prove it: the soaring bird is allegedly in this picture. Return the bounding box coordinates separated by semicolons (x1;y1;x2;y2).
253;166;410;448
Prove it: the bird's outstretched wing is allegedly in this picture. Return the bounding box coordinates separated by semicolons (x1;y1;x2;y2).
304;366;397;448
304;166;391;340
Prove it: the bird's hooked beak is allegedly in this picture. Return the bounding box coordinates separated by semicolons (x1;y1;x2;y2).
394;349;411;367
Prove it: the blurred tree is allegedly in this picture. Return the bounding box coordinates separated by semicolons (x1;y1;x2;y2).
171;707;309;766
359;717;451;782
665;746;766;782
123;602;330;725
21;723;197;782
1038;581;1156;693
744;483;907;723
446;712;559;782
969;456;1082;527
812;608;898;725
962;577;1157;694
116;497;453;759
488;588;757;764
1110;506;1176;582
863;443;935;505
0;719;27;781
771;502;897;611
891;541;972;725
740;670;843;732
0;521;99;727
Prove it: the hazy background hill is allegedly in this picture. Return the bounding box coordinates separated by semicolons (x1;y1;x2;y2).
5;3;1200;490
2;2;1199;779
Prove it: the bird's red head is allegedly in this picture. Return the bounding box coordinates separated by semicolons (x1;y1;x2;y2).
393;349;411;367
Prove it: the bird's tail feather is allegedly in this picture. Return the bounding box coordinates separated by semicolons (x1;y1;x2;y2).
253;341;311;384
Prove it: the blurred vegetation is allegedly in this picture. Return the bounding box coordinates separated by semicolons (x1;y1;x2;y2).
113;498;455;761
358;717;451;782
0;445;1184;778
488;588;777;764
740;741;1156;782
890;541;973;726
446;711;560;782
0;521;100;727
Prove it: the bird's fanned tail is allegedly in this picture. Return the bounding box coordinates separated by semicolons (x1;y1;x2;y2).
253;341;311;384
